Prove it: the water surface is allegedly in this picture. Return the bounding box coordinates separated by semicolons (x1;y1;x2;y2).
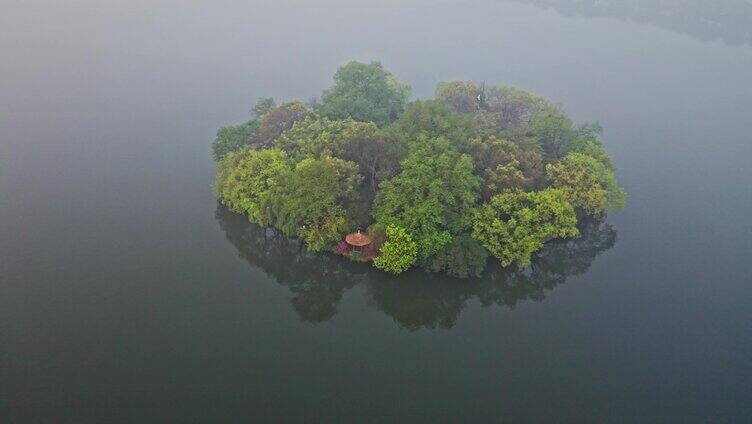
2;0;751;421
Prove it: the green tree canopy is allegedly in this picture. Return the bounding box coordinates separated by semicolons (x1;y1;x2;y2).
273;116;372;159
564;123;615;171
472;189;579;267
211;121;257;161
320;61;411;125
257;101;312;147
465;136;545;199
373;225;418;275
374;137;480;263
274;116;401;192
546;152;626;216
486;85;553;128
436;81;480;114
252;97;276;117
212;62;626;277
268;156;361;252
212;148;291;226
530;107;576;160
391;100;474;149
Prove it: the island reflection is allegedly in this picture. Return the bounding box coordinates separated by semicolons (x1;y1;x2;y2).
216;204;616;330
513;0;752;46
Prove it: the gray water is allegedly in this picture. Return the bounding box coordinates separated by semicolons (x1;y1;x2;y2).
2;0;751;422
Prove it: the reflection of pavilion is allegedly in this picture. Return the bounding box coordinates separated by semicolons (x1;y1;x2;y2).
216;204;617;330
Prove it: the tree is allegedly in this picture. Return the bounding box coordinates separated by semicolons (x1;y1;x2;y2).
374;137;480;263
530;107;576;160
436;81;479;113
546;152;625;216
273;117;370;159
320;61;411;125
211;62;626;277
391;100;474;149
257;101;311;147
472;189;579;267
211;121;257;161
213;150;243;206
470;110;504;139
567;138;614;171
564;123;615;170
212;148;291;226
252;97;276;117
514;148;546;189
485;85;553;128
210;98;281;161
268;156;361;252
273;117;400;192
338;123;401;193
373;225;418;274
465;137;542;199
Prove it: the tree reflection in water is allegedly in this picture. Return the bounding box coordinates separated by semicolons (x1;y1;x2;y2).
216;204;616;330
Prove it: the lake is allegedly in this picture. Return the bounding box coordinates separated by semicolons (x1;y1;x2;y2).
1;0;751;421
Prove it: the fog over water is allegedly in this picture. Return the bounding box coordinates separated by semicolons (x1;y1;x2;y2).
2;0;751;421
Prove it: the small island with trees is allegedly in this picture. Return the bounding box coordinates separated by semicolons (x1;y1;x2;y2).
212;61;625;278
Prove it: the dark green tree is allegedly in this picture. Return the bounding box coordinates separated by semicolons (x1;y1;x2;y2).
391;100;473;149
268;156;361;252
274;117;401;193
464;136;544;199
211;121;257;161
436;80;480;113
374;137;480;266
252;97;276;117
320;61;411;125
257;101;311;147
530;107;576;160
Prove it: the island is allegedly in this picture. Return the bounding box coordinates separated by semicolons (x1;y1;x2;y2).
211;61;625;278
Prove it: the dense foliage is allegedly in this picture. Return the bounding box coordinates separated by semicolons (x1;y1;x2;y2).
373;137;480;262
212;61;625;277
373;225;419;274
320;61;411;125
472;189;579;267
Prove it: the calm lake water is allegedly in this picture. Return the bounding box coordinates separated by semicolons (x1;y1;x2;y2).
2;0;751;422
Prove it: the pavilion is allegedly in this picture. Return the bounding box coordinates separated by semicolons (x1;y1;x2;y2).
345;230;371;252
